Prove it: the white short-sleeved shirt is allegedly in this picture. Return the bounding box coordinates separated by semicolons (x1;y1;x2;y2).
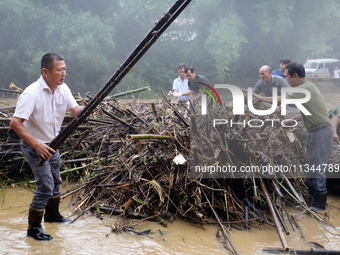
14;76;78;143
172;76;190;102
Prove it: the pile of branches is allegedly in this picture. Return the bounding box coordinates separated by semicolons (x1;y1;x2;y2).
1;95;311;222
0;97;28;177
61;98;328;254
190;102;308;179
57;98;315;230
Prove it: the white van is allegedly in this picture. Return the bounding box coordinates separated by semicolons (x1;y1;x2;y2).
304;58;340;79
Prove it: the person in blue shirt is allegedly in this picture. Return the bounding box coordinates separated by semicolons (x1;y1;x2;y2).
272;57;291;79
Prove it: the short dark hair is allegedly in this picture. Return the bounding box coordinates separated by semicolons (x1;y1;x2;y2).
41;53;64;71
280;57;291;64
285;62;305;78
178;64;186;70
184;66;195;73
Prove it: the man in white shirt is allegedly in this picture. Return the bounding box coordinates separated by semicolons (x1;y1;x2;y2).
172;64;190;102
10;53;84;241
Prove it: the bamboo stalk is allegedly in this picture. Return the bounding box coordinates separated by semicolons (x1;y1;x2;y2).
202;189;239;255
134;193;157;216
283;175;305;204
0;88;21;94
125;108;158;134
272;199;290;235
100;205;162;223
109;86;151;98
161;90;190;127
126;134;172;140
263;248;340;254
62;157;95;164
0;117;12;121
60;155;116;175
151;103;161;122
277;181;327;224
101;108;136;130
0;142;20;147
120;193;140;211
244;205;250;230
259;178;289;252
244;198;266;223
109;102;127;116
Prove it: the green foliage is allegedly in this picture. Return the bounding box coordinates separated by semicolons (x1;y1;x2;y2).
205;15;247;78
251;2;293;40
42;4;116;92
1;0;340;94
289;0;340;60
0;0;116;92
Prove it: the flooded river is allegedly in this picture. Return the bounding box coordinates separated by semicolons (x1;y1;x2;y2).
1;186;340;254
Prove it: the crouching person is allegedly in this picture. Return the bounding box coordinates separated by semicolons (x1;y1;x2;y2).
10;53;84;240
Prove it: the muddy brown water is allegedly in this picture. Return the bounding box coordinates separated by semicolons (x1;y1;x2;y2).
1;80;340;254
1;186;340;254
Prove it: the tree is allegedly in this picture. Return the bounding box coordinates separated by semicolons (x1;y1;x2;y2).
2;0;340;94
0;0;116;92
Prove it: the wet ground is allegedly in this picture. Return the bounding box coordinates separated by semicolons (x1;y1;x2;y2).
0;186;225;255
1;185;340;255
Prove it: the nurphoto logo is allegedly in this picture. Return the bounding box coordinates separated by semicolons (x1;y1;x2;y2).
201;84;311;116
200;84;312;128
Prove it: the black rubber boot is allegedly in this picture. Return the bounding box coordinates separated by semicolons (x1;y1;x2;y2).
312;191;327;211
27;206;53;241
306;183;315;197
44;196;71;223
